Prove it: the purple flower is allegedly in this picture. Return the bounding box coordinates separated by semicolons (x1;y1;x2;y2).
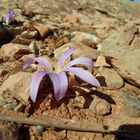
5;9;15;25
23;48;100;102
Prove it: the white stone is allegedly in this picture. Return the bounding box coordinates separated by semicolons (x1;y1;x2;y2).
0;72;33;103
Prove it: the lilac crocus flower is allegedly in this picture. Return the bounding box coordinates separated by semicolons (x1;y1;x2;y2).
23;48;100;102
5;9;15;25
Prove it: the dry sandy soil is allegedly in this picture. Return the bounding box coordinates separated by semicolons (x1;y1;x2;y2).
0;0;140;140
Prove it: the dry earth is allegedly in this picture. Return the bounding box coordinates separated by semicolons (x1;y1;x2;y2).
0;0;140;140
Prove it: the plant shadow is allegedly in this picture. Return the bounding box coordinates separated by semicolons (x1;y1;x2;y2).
114;124;140;140
28;75;116;113
0;22;15;46
28;75;77;112
93;90;116;105
96;76;107;87
19;126;30;140
28;75;53;113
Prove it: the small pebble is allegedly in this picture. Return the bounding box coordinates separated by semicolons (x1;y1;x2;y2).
21;31;38;39
34;23;50;39
3;102;17;110
90;98;111;115
73;96;86;109
29;40;38;55
14;103;24;112
36;125;45;134
94;55;110;67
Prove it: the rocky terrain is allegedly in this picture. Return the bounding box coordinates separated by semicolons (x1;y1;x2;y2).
0;0;140;140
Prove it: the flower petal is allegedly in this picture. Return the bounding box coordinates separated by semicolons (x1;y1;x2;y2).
30;70;49;102
49;72;68;101
65;67;100;87
63;57;93;70
23;57;51;70
5;9;15;25
23;58;34;69
57;48;76;67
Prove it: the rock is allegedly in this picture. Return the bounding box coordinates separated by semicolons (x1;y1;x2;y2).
21;31;38;39
14;9;28;23
11;35;31;45
0;72;33;103
79;136;89;140
14;103;24;112
63;13;94;25
3;102;17;110
8;27;23;36
94;55;110;67
101;24;140;87
96;67;124;89
23;21;33;29
120;91;140;118
0;68;8;77
89;98;111;115
123;83;140;98
63;14;79;24
28;40;38;55
34;23;50;39
35;125;45;134
54;42;98;60
73;96;86;109
0;43;31;61
32;14;42;21
71;31;101;47
0;123;19;140
0;89;18;108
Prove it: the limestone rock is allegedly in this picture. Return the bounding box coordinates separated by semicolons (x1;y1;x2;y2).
0;72;33;102
63;14;79;24
54;42;98;60
120;91;140;118
94;55;110;67
89;98;111;115
3;102;17;110
14;10;28;23
34;23;50;39
96;67;124;89
35;125;45;134
0;43;31;61
71;31;101;47
101;24;140;87
21;30;38;39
